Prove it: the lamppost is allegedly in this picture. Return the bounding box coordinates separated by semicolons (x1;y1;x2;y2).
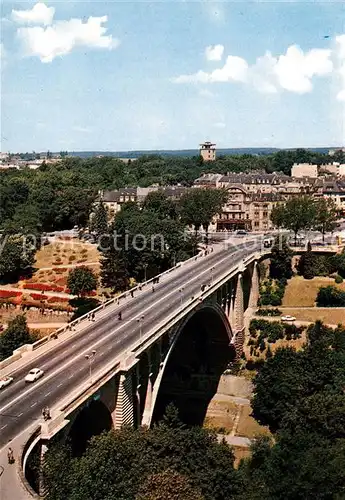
143;263;148;282
179;287;184;307
85;350;96;382
136;315;145;339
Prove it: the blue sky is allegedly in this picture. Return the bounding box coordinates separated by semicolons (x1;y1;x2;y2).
1;1;345;152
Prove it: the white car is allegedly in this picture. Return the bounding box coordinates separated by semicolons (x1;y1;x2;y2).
281;315;296;322
0;376;14;389
25;368;44;383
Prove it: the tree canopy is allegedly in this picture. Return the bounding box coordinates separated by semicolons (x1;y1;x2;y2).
67;267;98;297
0;315;38;360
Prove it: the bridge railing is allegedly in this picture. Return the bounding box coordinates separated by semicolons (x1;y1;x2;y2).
0;249;209;371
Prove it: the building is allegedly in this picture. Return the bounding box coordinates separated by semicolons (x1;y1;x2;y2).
314;178;345;216
100;188;137;219
99;185;189;220
193;173;222;188
291;163;318;178
211;185;283;232
200;141;216;162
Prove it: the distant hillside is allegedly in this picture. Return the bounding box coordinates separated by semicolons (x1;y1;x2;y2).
67;147;332;159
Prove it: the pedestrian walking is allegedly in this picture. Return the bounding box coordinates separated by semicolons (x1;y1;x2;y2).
7;448;14;464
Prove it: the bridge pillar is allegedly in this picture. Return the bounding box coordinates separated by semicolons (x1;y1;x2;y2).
233;273;245;359
141;371;153;426
248;261;259;310
38;442;49;497
113;372;134;429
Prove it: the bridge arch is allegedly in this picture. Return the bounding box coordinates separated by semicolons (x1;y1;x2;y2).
147;303;236;427
67;399;113;456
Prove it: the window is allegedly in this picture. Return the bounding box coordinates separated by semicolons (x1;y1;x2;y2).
254;211;259;216
254;221;259;227
263;211;268;218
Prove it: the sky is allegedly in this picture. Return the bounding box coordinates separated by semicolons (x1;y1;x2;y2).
1;1;345;153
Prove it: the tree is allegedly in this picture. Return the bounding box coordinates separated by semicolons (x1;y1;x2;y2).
0;234;36;282
179;188;227;241
269;236;293;280
100;248;130;292
298;241;315;279
270;197;316;245
142;191;177;219
136;469;204;500
43;409;241;500
0;315;37;361
313;198;338;242
67;266;98;297
91;201;108;238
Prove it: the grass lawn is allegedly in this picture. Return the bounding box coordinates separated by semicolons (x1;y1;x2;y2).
280;307;345;326
35;240;100;269
236;405;271;439
282;276;345;307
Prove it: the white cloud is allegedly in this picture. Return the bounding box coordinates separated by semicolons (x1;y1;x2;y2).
17;15;119;63
174;43;334;95
12;3;55;26
174;55;248;83
205;44;224;61
273;45;333;93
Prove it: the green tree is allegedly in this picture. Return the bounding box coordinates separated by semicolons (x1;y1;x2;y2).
142;191;177;219
270;197;316;245
179;188;227;241
91;201;108;238
136;469;204;500
298;241;315;279
0;234;36;282
43;411;241;500
0;315;37;361
313;197;338;242
269;236;293;280
67;266;98;297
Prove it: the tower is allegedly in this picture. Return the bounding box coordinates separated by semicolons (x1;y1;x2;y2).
200;141;216;162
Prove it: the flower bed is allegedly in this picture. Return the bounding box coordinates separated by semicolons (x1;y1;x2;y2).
47;296;70;303
0;290;23;298
30;293;49;301
23;283;64;292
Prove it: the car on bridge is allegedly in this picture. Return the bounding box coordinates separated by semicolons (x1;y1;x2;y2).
25;368;44;383
0;376;14;390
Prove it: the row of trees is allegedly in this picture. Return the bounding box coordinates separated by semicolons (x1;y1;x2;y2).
42;321;345;499
271;196;338;243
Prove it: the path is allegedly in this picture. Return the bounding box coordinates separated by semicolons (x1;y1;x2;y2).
217;434;252;447
38;261;99;271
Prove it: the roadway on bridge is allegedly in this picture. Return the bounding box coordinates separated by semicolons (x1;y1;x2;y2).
0;238;260;450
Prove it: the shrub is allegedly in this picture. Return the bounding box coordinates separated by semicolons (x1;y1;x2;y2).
256;308;282;317
335;274;343;284
316;285;345;307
